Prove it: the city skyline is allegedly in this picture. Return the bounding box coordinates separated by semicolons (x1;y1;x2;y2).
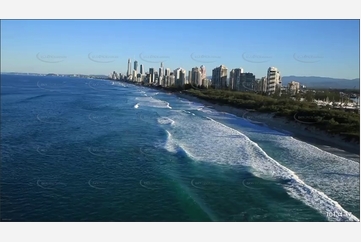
1;20;359;79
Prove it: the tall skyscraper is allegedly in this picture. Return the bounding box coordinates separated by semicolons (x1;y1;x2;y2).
212;65;228;89
188;70;192;84
160;62;164;78
127;59;131;76
191;67;202;87
165;68;170;76
159;67;164;78
149;68;154;83
140;64;144;75
229;68;244;90
174;68;186;87
200;65;206;80
267;67;281;95
134;61;138;71
132;70;137;82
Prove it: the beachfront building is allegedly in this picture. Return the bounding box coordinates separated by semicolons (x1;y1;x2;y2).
111;71;119;80
229;68;243;91
288;81;300;95
267;67;282;95
159;66;164;78
260;77;267;93
239;73;256;92
136;73;141;82
155;72;159;85
200;65;206;80
149;68;155;84
212;65;228;89
229;68;244;91
169;74;175;87
132;70;137;82
144;73;150;84
160;62;164;77
188;70;192;85
202;79;210;88
127;59;132;77
191;67;202;87
174;68;186;87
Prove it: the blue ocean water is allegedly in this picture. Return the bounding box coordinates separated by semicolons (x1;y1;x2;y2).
1;74;359;222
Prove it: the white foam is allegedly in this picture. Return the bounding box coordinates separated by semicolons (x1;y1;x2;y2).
135;96;171;109
157;117;175;125
162;108;359;222
134;103;139;109
182;110;195;115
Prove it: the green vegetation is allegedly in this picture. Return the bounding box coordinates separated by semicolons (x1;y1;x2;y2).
182;89;360;143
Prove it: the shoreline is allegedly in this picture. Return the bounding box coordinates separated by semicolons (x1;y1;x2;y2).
174;91;360;159
117;81;359;158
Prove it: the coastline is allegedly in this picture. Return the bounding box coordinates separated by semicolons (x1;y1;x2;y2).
174;91;360;159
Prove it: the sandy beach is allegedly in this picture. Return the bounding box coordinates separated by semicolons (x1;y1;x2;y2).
175;91;360;159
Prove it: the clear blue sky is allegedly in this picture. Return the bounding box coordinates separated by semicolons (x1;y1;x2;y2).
1;20;359;79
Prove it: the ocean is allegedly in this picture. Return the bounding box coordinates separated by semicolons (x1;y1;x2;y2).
1;74;360;222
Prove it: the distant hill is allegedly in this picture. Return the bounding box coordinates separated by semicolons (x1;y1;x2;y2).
281;76;360;89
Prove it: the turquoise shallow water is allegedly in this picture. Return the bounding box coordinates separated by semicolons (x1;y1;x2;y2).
1;74;359;222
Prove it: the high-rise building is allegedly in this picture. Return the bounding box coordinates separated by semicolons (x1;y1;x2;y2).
239;72;256;91
180;69;186;87
134;61;138;71
111;71;117;80
229;68;244;90
149;68;154;83
137;73;141;82
174;68;186;87
288;81;300;95
200;65;206;80
155;71;159;85
127;59;131;76
188;70;192;84
165;68;171;76
169;73;175;87
191;67;202;87
132;70;137;82
160;64;165;85
140;64;144;75
212;65;228;89
159;67;164;78
202;79;210;88
258;77;267;93
267;67;282;95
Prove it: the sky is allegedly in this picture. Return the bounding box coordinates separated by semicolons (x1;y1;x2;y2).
1;20;359;79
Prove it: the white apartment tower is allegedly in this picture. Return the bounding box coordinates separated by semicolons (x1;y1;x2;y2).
288;81;300;95
191;67;202;87
267;67;281;95
174;68;186;87
212;65;228;89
